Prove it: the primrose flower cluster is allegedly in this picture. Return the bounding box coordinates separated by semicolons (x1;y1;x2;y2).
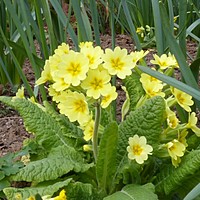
36;42;147;141
13;41;200;168
131;52;200;167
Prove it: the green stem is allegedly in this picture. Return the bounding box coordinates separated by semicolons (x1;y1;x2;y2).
93;102;101;162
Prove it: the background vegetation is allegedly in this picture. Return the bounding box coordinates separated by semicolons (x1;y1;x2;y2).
0;0;200;199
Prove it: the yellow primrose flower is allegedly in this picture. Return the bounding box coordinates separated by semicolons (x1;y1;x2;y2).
36;60;52;85
21;154;30;165
54;43;70;56
167;114;179;129
166;107;179;129
79;41;93;48
13;86;25;99
54;189;67;200
102;47;133;79
178;130;188;148
57;51;89;86
166;139;185;163
145;25;151;32
168;52;179;68
83;119;95;141
127;135;153;164
81;68;111;99
51;73;70;92
15;193;22;200
27;196;35;200
140;72;162;85
174;16;178;22
171;87;194;112
172;156;181;168
186;112;200;136
150;54;177;70
141;80;165;98
48;85;64;103
130;50;149;65
58;91;89;124
49;54;62;72
39;189;67;200
83;144;92;152
136;26;145;38
80;46;103;69
101;86;118;108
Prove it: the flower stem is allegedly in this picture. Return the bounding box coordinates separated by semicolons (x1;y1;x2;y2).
93;102;101;162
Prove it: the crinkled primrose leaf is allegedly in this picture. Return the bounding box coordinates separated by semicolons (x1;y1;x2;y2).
0;96;82;152
117;96;165;164
3;179;72;200
10;146;93;182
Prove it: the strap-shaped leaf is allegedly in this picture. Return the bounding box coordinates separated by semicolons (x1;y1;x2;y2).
155;150;200;195
11;146;93;182
104;183;158;200
3;179;72;200
0;96;82;151
96;122;118;194
123;73;145;111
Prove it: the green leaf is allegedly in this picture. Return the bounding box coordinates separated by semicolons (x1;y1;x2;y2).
66;182;102;200
43;101;83;138
118;96;165;158
155;150;200;195
89;0;101;45
104;183;158;200
12;146;93;182
123;73;145;112
121;0;142;50
0;97;81;151
151;0;164;55
49;0;78;49
190;58;200;83
3;179;72;200
0;179;10;191
160;4;199;91
114;96;165;185
96;122;118;194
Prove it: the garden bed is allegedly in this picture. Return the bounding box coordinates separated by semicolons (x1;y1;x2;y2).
0;34;198;157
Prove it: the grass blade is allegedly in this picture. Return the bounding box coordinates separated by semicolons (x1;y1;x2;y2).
167;0;174;34
0;26;34;97
3;0;47;100
151;0;164;55
49;0;78;49
121;0;142;50
71;0;90;42
89;0;101;45
0;57;14;87
33;0;49;59
160;4;199;90
178;0;187;57
40;0;58;54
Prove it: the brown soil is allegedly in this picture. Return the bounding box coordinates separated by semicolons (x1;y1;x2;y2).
0;34;199;157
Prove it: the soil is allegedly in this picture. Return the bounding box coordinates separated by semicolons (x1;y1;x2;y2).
0;34;199;157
